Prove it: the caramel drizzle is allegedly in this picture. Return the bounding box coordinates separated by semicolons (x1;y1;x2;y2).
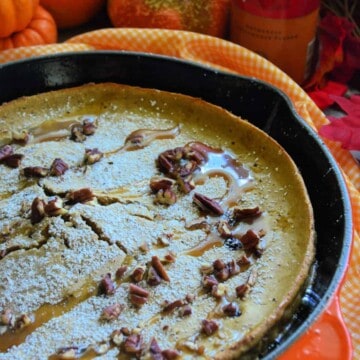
193;148;253;208
105;125;181;156
185;233;223;257
185;145;259;257
27;118;83;144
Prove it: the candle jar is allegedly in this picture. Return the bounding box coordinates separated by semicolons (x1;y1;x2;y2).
230;0;320;84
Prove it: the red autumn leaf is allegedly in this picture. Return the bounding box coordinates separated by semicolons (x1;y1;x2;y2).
304;12;354;89
320;117;360;150
330;95;360;117
331;32;360;83
307;81;347;110
319;95;360;150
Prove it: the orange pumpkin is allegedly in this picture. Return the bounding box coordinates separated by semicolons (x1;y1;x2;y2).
0;0;40;38
40;0;106;29
107;0;230;37
0;6;57;50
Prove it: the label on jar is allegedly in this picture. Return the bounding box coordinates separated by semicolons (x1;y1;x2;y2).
230;0;320;84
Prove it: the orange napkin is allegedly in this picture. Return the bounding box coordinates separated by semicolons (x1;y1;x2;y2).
0;28;359;357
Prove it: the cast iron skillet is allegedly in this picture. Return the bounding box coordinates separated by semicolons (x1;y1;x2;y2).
0;52;353;358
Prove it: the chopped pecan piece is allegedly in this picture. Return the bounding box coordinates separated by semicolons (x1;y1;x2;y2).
202;275;218;290
154;188;177;205
177;177;195;194
116;265;128;279
131;266;146;283
203;258;243;283
157;146;200;181
0;145;13;161
151;256;170;282
201;319;219;336
22;166;49;178
240;230;260;251
254;247;264;258
129;284;149;307
258;229;267;238
100;303;124;321
235;284;250;299
233;206;262;222
149;338;162;359
50;158;69;176
149;339;181;360
44;197;67;217
66;188;95;204
99;273;115;296
193;193;224;215
236;255;251;266
213;259;230;282
211;283;227;299
110;329;124;346
163;252;176;263
213;259;226;271
139;242;150;253
150;177;175;193
222;302;241;317
147;266;162;286
120;327;131;336
200;263;214;275
70;124;86;142
215;267;230;281
82;119;97;136
30;197;46;224
162;299;184;313
157;153;175;174
184;142;216;161
157;233;172;246
183;146;206;164
2;153;23;168
162;349;181;359
228;259;241;276
217;220;232;238
15;314;32;329
178;160;198;177
185;294;195;303
129;284;150;297
56;346;79;359
84;148;103;165
0;309;14;326
12;130;29;145
124;334;143;355
179;304;192;317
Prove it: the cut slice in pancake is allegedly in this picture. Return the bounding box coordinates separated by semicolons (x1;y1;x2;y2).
0;83;314;359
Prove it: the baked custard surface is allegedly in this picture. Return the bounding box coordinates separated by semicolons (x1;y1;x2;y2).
0;83;314;359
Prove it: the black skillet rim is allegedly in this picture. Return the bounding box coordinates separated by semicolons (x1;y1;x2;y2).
0;51;353;358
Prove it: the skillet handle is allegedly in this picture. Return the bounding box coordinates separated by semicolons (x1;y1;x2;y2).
278;295;353;359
